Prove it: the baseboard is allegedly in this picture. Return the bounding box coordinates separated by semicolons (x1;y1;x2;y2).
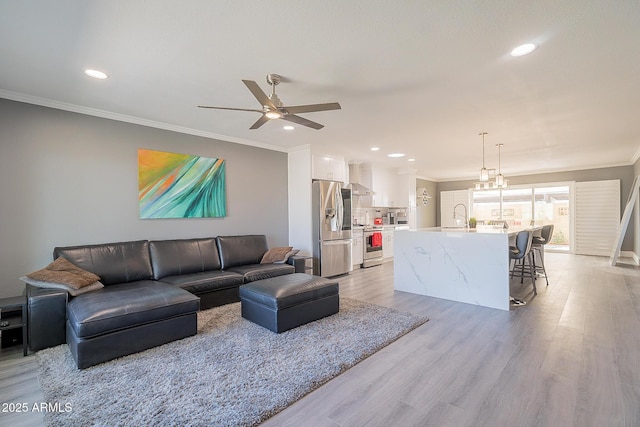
620;251;640;265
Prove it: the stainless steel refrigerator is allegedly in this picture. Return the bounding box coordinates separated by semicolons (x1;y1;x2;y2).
312;180;353;277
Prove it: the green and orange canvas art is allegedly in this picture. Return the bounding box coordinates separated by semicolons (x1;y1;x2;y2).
138;149;226;218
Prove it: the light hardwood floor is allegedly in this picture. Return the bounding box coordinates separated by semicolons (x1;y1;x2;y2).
1;253;639;427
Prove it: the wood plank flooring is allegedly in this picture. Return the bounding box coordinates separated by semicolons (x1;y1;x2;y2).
263;253;640;427
1;253;638;426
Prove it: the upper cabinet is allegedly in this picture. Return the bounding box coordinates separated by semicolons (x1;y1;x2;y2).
349;162;407;208
312;155;346;182
371;165;399;207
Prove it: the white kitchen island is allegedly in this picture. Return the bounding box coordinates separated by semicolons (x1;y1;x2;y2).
394;227;511;311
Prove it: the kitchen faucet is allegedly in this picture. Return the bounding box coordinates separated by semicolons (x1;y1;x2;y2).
453;203;468;227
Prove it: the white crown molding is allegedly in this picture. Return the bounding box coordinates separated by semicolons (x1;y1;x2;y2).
287;144;311;153
428;160;636;183
0;89;288;153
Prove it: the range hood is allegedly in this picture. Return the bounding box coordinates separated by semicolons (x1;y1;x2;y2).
348;163;375;196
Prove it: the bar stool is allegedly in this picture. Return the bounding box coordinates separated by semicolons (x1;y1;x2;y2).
531;224;554;287
509;230;537;295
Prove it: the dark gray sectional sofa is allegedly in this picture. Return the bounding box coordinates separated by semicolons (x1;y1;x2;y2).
28;235;304;368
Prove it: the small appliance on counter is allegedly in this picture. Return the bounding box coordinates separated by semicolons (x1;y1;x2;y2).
373;209;383;225
383;212;396;224
396;211;408;224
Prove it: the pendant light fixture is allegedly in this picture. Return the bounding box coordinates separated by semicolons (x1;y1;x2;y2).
495;143;507;188
479;132;489;182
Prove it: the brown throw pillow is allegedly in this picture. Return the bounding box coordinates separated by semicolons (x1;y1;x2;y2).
274;249;300;264
260;247;293;264
26;257;100;290
20;276;104;296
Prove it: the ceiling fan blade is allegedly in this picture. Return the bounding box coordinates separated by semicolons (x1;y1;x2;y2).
249;114;270;130
282;114;324;130
284;102;341;115
197;106;263;113
242;80;277;110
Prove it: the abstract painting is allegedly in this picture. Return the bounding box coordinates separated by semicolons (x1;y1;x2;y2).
138;149;226;218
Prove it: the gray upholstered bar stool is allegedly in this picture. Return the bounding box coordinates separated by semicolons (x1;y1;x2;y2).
531;224;554;287
509;230;537;295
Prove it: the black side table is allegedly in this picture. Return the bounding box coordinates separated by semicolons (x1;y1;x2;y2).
0;295;28;356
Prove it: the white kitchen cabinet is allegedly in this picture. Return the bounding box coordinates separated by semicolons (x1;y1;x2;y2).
352;228;364;266
382;227;394;258
312;155;346;182
440;189;470;227
371;166;399;207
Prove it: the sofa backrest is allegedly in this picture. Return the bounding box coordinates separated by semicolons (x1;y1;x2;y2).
149;237;221;280
216;235;268;269
53;240;153;286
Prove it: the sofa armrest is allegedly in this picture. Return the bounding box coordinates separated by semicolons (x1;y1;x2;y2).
287;256;307;274
27;285;67;351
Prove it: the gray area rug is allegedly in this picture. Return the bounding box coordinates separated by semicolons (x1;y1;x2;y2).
36;297;428;426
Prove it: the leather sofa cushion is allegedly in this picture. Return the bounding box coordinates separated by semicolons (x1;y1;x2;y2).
67;281;199;339
54;240;153;286
216;235;269;270
149;237;221;280
227;263;295;283
239;273;338;310
157;270;244;294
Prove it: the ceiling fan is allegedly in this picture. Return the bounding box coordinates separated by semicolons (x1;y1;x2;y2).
198;74;341;130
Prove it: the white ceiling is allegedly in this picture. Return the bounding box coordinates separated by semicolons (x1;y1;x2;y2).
1;1;639;181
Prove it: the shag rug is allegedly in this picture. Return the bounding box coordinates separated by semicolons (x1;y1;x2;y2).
35;297;427;426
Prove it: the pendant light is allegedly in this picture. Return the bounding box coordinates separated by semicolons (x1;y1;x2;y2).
495;143;507;188
479;132;489;182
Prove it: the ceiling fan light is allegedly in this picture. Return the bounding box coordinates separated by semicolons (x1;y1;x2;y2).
265;111;282;119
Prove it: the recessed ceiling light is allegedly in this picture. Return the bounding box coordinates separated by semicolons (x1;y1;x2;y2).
388;153;405;158
84;69;108;79
283;125;294;130
408;158;416;162
510;43;537;57
370;147;380;151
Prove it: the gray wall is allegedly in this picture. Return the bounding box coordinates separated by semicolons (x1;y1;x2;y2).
0;99;289;297
416;178;437;228
435;165;636;251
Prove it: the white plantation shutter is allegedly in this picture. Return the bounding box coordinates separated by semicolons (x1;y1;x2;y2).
574;180;620;256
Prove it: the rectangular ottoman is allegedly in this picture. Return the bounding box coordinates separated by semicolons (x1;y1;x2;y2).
239;273;339;333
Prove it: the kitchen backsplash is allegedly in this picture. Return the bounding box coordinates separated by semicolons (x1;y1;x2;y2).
352;207;407;226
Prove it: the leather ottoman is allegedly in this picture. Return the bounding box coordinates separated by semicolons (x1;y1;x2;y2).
239;273;339;333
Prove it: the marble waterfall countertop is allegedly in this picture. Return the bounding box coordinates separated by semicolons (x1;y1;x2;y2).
393;227;511;310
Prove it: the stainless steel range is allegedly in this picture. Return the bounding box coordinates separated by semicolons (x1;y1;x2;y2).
362;226;383;268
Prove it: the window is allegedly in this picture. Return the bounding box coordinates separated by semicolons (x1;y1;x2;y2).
471;190;500;224
472;184;570;250
501;188;533;228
